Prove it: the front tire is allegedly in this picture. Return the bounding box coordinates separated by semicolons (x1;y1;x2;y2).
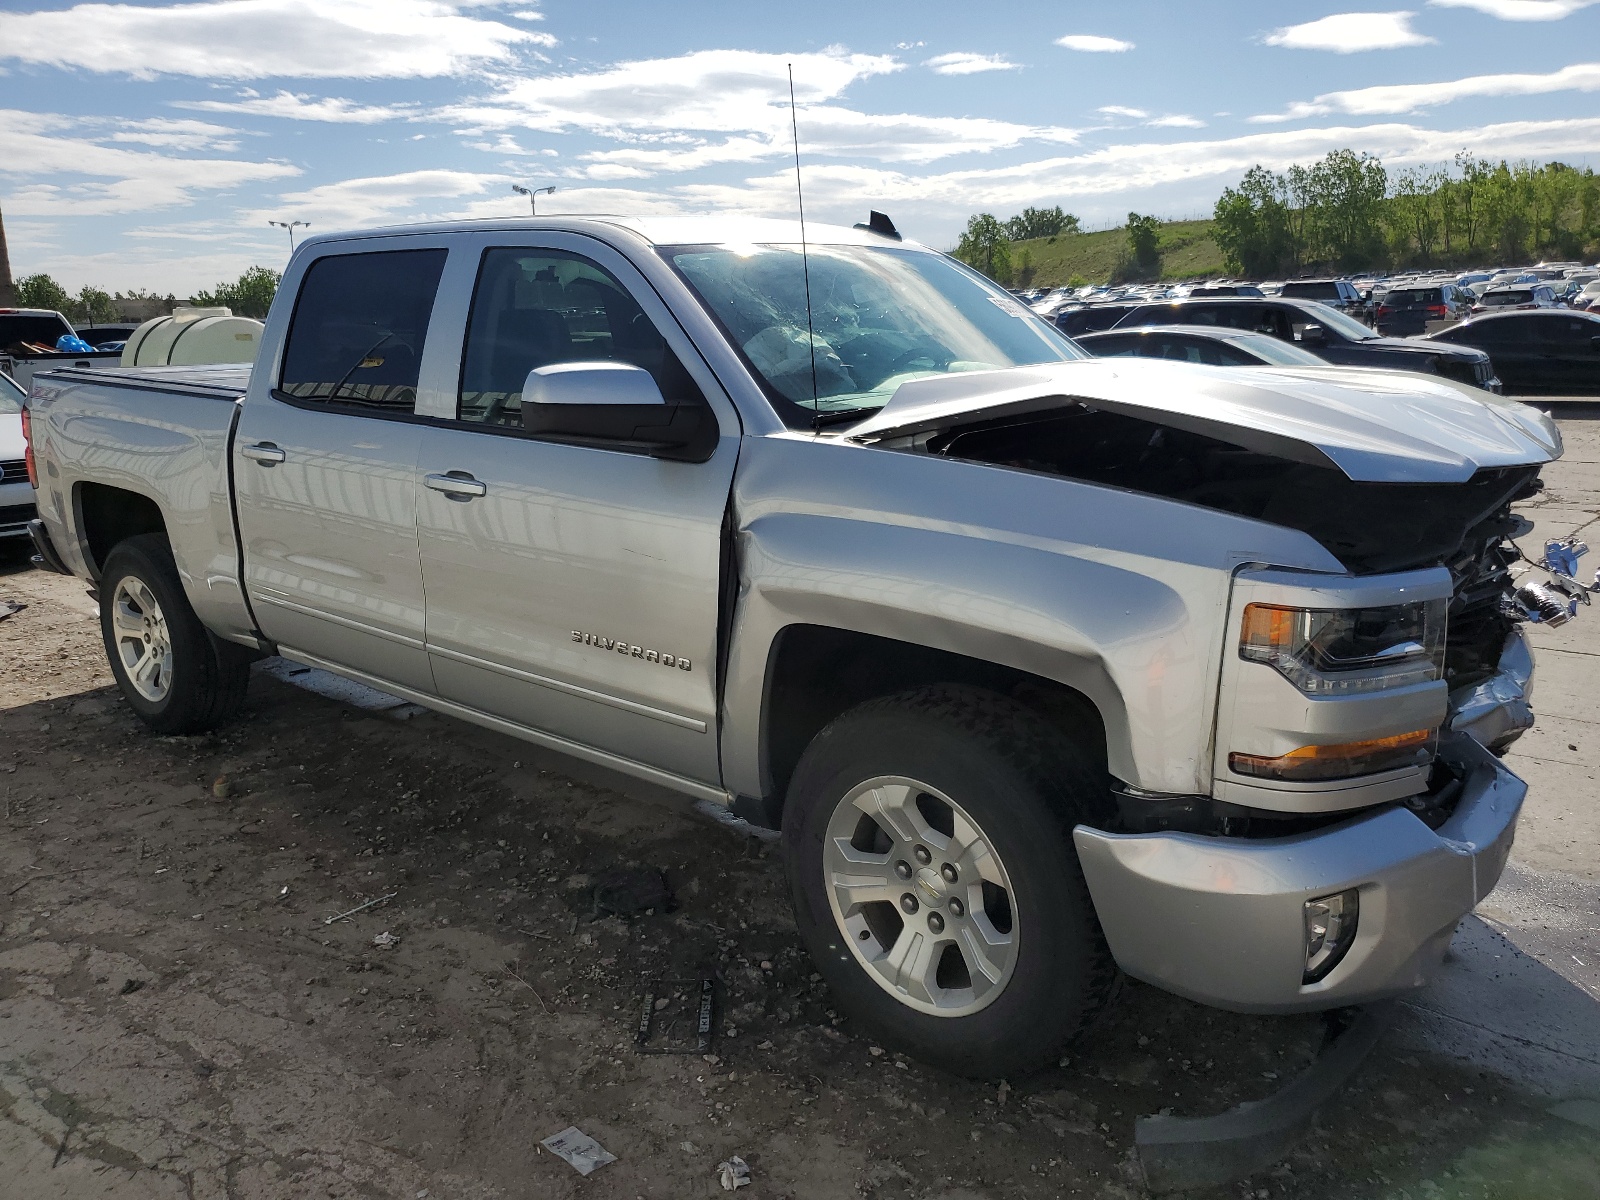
99;534;251;735
782;685;1116;1079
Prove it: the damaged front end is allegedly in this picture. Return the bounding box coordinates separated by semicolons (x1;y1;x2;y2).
848;359;1581;762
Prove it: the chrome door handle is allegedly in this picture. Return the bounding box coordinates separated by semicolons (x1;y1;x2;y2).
241;442;287;465
425;472;487;500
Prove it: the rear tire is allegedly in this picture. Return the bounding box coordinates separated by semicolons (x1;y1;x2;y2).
99;534;251;735
782;685;1117;1079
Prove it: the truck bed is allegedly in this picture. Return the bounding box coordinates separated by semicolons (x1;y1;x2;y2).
26;362;258;644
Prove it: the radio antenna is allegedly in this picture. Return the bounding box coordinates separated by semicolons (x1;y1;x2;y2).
787;63;821;423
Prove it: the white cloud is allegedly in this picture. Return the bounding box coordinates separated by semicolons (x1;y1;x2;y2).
175;90;415;124
923;52;1019;75
105;117;243;151
447;48;1074;173
0;108;298;216
1147;114;1207;128
247;168;508;227
1428;0;1597;17
1055;34;1135;52
1251;60;1600;120
0;0;548;80
1098;105;1149;118
1264;11;1436;52
450;49;902;136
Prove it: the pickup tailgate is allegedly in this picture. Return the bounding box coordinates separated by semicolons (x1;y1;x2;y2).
27;364;260;645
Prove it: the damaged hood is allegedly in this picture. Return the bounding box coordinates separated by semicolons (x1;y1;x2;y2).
844;358;1560;484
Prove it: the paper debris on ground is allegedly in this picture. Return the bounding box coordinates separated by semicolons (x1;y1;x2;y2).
372;932;400;950
717;1154;751;1190
540;1126;616;1175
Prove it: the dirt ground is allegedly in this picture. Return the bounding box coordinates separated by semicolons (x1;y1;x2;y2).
2;501;1598;1199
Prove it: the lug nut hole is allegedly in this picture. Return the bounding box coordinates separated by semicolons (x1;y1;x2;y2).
941;863;958;883
899;893;919;915
928;912;945;934
914;846;932;866
894;860;912;880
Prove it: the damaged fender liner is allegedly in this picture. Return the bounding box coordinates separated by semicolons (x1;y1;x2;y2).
917;406;1541;575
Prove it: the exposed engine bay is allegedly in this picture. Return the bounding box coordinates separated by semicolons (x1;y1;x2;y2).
918;402;1574;695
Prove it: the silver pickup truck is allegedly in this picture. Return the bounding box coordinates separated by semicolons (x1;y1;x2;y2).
23;215;1561;1080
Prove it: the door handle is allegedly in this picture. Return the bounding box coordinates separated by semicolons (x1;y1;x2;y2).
241;442;287;465
425;472;487;500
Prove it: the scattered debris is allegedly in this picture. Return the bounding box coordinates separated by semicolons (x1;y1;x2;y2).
636;973;716;1055
324;891;397;925
372;932;400;950
277;885;290;900
506;964;550;1014
7;867;90;896
0;600;26;622
212;776;233;799
119;979;145;996
540;1126;616;1176
592;867;672;917
717;1154;752;1190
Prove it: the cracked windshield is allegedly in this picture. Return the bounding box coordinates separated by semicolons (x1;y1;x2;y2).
666;243;1084;422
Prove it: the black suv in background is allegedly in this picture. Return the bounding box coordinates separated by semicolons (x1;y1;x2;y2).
1108;297;1501;391
1279;278;1365;314
1427;309;1600;394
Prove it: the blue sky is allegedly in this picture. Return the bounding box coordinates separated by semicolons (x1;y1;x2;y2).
2;0;1599;295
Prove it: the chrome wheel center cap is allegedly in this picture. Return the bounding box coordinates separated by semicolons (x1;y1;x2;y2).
914;867;949;906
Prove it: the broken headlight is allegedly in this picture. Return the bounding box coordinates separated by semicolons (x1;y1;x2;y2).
1239;599;1445;695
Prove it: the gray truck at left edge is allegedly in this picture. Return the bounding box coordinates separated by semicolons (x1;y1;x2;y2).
22;214;1563;1079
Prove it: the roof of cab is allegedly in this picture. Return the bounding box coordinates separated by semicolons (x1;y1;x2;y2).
293;214;922;252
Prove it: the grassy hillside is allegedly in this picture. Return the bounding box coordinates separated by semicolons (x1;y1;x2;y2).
1011;218;1225;287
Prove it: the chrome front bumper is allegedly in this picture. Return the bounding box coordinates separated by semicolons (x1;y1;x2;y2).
1073;733;1524;1013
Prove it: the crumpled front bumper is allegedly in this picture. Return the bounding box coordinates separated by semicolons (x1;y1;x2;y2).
1073;732;1524;1013
1445;625;1535;753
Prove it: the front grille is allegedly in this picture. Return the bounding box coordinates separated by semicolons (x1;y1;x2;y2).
0;459;27;485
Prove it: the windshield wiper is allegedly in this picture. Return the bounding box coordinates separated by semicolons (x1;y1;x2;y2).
811;405;883;428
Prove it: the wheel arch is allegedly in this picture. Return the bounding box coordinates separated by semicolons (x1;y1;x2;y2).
753;623;1122;825
74;481;168;578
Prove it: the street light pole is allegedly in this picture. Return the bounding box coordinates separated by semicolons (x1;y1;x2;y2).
268;219;310;258
511;184;556;216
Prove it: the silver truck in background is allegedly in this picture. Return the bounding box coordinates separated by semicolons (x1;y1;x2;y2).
21;215;1571;1080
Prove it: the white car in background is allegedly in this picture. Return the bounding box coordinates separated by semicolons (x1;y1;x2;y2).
1;369;34;543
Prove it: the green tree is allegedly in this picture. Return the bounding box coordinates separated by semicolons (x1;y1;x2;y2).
16;273;71;313
1386;167;1443;265
1126;212;1162;276
954;214;1013;283
193;265;281;319
1304;149;1387;269
1004;206;1079;241
1213;165;1298;276
72;286;118;327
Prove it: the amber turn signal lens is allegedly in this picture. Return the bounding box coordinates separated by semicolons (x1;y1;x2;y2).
1229;728;1437;782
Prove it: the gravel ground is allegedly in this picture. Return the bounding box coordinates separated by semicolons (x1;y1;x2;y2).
3;437;1599;1200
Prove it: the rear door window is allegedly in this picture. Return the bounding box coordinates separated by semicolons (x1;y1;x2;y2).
279;248;448;413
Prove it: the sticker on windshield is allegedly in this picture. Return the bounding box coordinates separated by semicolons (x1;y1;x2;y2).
985;294;1032;318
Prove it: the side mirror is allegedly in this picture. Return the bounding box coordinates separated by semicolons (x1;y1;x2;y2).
1299;324;1326;346
521;361;713;460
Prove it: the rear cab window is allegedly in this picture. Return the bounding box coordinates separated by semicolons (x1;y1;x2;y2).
278;248;449;414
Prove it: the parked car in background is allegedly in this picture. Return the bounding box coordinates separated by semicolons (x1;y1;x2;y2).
0;308;121;387
1427;309;1600;394
1109;297;1501;390
1473;284;1561;314
1;369;34;543
1278;278;1364;313
1054;302;1144;336
73;322;142;350
1373;283;1472;336
1075;324;1330;367
1573;281;1600;311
